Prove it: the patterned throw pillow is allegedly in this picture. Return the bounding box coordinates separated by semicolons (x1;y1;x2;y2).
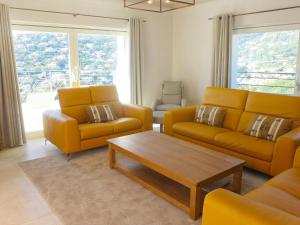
245;114;293;142
86;104;117;123
195;105;226;127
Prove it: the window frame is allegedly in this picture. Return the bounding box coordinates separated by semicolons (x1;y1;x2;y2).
12;24;128;88
231;25;300;95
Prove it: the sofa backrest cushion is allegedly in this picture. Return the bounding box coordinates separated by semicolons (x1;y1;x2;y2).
202;87;249;130
90;86;123;117
238;92;300;132
162;81;182;105
59;87;91;107
58;85;122;124
90;86;119;103
58;87;91;123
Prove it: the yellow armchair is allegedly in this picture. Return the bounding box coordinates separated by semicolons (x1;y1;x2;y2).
272;127;300;175
43;86;152;154
294;146;300;168
202;147;300;225
202;189;300;225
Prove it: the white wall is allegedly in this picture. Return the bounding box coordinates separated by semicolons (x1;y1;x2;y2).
0;0;173;106
172;0;300;104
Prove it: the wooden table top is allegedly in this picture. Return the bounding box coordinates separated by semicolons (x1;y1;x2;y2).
108;131;245;186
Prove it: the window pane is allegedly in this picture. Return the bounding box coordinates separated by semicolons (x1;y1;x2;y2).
231;30;299;94
13;31;70;132
78;34;118;86
78;33;129;102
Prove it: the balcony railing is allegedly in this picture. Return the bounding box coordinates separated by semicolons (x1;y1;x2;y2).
17;69;114;103
235;71;296;94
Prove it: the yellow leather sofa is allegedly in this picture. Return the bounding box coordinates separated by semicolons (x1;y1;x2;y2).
164;87;300;176
43;86;152;154
202;147;300;225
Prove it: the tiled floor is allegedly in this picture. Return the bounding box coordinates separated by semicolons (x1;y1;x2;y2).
0;139;63;225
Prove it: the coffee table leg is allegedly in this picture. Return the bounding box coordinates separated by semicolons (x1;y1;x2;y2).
232;167;243;194
190;185;205;220
109;144;116;169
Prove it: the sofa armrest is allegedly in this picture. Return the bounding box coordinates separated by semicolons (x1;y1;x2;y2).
181;98;187;107
43;110;81;154
164;106;197;135
122;104;153;131
202;189;300;225
151;99;162;110
294;147;300;168
272;127;300;175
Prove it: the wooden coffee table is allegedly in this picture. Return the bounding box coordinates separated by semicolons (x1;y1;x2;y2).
108;131;245;220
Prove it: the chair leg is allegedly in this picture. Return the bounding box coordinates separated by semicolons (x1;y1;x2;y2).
44;139;47;145
160;124;163;133
66;153;71;161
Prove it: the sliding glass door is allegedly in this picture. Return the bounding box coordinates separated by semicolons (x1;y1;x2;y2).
13;30;71;133
12;27;129;136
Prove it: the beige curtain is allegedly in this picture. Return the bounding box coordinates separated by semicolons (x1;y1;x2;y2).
129;18;143;105
212;14;233;88
0;4;26;148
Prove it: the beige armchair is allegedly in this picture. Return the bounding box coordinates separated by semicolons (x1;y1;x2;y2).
152;81;186;132
152;81;187;111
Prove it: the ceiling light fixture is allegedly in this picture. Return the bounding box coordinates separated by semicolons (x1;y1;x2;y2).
124;0;195;13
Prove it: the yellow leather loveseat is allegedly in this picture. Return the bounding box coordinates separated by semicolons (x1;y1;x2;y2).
164;87;300;176
43;86;152;154
202;147;300;225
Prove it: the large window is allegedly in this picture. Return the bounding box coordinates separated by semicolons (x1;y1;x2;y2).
13;27;129;134
231;30;300;95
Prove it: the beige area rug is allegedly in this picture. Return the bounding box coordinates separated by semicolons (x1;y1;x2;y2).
19;148;269;225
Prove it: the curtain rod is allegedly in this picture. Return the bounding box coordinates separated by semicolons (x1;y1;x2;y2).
11;23;128;33
10;7;146;22
233;21;300;31
208;5;300;20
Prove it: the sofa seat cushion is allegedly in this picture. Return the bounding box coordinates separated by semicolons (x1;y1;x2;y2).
156;104;181;111
79;123;114;140
214;132;274;161
245;185;300;217
266;168;300;198
107;117;142;133
172;122;229;143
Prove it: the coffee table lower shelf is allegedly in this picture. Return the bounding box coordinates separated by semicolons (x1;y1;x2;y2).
113;158;192;214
